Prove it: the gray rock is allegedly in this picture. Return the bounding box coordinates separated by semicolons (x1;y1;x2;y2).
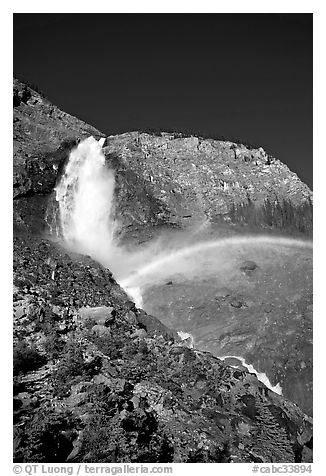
136;310;178;341
93;374;112;388
169;346;186;356
57;321;69;334
131;395;140;408
78;306;115;326
131;328;147;339
13;305;25;319
240;260;258;276
101;360;119;377
230;298;245;308
13;285;21;297
52;305;62;316
66;431;84;462
115;378;126;393
71;382;93;395
66;392;88;407
301;446;313;463
91;324;111;338
124;310;137;325
263;303;273;313
180;336;193;348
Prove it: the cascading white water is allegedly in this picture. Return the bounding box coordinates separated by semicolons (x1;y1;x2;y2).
218;355;283;394
55;136;119;266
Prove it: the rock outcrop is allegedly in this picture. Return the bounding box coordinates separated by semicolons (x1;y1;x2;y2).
103;131;312;236
13;78;103;200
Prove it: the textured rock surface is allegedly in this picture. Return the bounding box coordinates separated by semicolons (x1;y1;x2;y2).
13;78;103;199
13;80;313;463
104;132;312;235
13;234;312;463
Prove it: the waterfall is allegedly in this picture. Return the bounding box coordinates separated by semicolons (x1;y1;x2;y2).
54;136;119;266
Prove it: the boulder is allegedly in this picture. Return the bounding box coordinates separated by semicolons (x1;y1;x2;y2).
131;328;147;339
91;324;111;338
223;357;246;370
13;304;25;320
93;374;112;388
130;395;140;409
124;310;137;325
115;378;127;393
230;297;245;308
263;303;273;313
78;306;115;326
71;382;93;395
52;305;62;316
57;321;70;334
240;260;258;276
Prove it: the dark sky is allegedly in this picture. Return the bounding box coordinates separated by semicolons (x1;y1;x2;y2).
13;13;312;188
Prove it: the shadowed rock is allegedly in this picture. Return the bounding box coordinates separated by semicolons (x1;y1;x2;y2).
240;260;258;276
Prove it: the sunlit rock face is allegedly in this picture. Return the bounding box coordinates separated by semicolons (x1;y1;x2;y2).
103;131;312;236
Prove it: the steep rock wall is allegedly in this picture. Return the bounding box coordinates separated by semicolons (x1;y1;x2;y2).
104;132;312;235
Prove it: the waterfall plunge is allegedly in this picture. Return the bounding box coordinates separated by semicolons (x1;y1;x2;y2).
55;136;119;267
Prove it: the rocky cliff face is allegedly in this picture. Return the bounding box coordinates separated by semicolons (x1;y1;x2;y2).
13;78;104;200
103;131;312;238
13;80;313;463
